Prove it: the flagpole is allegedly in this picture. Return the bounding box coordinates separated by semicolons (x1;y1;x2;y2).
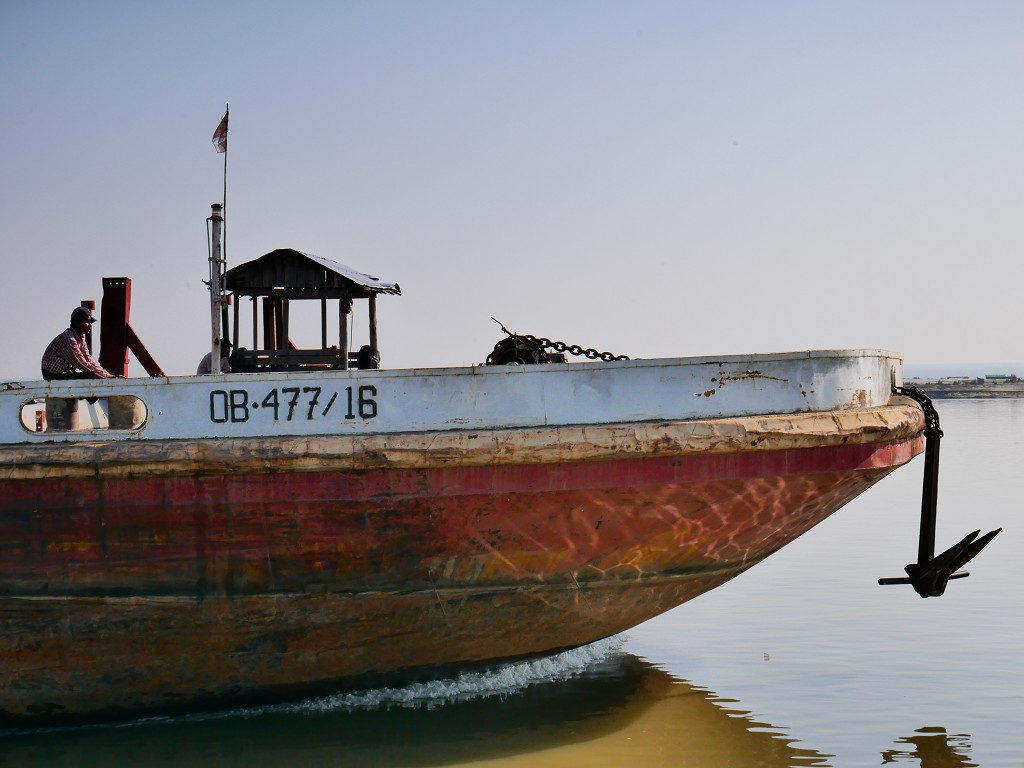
210;105;230;373
220;104;229;371
222;103;228;270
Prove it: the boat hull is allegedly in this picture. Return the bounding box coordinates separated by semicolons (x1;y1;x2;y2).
0;401;923;724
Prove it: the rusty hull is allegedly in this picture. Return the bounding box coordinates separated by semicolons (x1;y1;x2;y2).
0;399;924;724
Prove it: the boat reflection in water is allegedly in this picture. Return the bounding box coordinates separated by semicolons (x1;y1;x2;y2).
1;642;836;768
881;727;977;768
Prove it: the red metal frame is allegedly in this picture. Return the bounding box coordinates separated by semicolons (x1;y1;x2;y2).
97;277;165;376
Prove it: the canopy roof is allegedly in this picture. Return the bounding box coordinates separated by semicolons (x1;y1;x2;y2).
224;248;401;298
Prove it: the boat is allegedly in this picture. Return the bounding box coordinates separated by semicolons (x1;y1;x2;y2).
0;206;950;725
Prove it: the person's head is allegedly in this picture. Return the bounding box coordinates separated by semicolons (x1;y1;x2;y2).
216;338;232;352
70;306;97;334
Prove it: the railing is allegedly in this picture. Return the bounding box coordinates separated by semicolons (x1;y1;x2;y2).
230;348;377;372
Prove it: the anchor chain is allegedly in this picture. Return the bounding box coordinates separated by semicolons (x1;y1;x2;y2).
894;385;942;439
516;333;630;362
488;316;629;362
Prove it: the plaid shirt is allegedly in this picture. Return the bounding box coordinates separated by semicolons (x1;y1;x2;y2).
40;327;113;378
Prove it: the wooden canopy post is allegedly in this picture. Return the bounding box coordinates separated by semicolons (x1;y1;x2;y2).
321;298;328;349
368;294;379;363
263;297;277;350
338;297;351;370
220;296;231;349
251;298;258;352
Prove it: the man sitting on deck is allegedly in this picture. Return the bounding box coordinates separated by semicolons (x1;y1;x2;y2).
197;338;232;374
40;306;114;380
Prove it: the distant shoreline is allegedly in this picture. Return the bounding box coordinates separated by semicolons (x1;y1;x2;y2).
904;379;1024;399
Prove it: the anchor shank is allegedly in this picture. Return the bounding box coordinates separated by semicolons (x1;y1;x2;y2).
917;429;940;565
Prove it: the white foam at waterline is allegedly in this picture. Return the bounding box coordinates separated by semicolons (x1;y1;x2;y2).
296;634;626;714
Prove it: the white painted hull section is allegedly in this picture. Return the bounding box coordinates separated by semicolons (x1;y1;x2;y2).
0;349;902;444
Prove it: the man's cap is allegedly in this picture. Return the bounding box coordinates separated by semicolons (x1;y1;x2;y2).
215;338;233;347
71;306;97;324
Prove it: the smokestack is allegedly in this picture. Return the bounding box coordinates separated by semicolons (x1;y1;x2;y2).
208;204;225;373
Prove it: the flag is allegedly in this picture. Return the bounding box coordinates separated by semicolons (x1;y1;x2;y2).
212;110;228;153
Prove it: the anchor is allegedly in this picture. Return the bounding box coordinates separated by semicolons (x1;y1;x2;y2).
878;386;1001;597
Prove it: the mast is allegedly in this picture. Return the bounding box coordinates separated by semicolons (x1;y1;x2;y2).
209;105;230;373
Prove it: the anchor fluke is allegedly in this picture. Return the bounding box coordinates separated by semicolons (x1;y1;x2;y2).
901;528;1002;598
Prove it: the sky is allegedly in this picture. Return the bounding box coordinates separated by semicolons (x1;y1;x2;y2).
1;1;1021;379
